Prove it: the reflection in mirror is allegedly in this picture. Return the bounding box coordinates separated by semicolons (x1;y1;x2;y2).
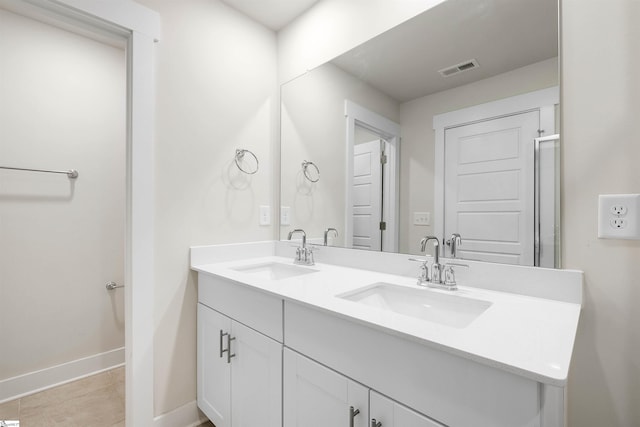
280;0;560;267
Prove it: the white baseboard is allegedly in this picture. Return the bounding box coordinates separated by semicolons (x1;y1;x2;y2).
0;347;124;404
153;400;208;427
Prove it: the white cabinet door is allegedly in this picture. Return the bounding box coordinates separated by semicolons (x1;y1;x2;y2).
370;391;445;427
198;303;282;427
197;303;232;427
231;321;282;427
284;349;368;427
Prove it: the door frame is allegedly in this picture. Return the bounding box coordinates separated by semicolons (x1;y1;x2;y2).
1;1;160;425
433;86;559;246
345;100;400;252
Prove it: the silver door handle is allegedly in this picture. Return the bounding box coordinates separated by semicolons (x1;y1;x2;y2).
219;330;227;358
226;333;236;363
105;281;123;290
350;406;360;427
219;330;236;363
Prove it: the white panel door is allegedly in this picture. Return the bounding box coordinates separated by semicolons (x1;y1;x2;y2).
284;349;368;427
444;111;539;265
230;320;282;427
197;304;232;427
352;140;382;251
370;391;444;427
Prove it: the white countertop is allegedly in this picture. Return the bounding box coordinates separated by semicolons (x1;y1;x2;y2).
192;254;581;386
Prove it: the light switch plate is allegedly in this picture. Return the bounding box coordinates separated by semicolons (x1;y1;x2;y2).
598;194;640;239
413;212;430;226
259;205;271;226
281;206;291;226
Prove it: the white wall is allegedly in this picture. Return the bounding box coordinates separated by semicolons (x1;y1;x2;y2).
277;0;447;83
281;63;399;244
133;0;278;417
562;0;640;426
399;58;559;254
0;9;125;382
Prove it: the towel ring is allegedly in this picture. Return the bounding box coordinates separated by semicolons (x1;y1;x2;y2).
234;149;259;175
302;160;320;183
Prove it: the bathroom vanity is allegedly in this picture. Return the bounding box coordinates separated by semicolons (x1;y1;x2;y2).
191;241;582;427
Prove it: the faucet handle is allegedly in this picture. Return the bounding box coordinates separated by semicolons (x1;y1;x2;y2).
443;262;468;287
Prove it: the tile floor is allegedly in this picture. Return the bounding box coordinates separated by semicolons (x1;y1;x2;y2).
0;368;124;427
0;369;215;427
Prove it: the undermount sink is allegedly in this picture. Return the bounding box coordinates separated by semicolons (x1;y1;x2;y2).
338;282;492;328
231;261;317;280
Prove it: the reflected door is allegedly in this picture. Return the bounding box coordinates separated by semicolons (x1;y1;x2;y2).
352;139;383;251
444;111;539;265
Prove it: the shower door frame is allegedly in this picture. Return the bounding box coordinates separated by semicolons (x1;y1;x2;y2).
6;1;160;425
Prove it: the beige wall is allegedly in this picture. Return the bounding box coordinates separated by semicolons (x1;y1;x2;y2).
562;0;640;426
281;63;399;244
0;10;125;379
133;0;278;416
119;0;639;423
399;58;559;254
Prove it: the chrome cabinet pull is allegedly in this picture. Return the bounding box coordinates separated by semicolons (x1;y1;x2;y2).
220;330;228;358
349;406;360;427
219;330;236;363
226;333;236;363
371;419;382;427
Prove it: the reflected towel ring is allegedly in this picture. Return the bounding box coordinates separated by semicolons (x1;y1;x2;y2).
234;149;259;175
302;160;320;183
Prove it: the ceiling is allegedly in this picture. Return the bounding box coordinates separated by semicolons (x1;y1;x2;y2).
220;0;558;102
220;0;320;31
332;0;558;102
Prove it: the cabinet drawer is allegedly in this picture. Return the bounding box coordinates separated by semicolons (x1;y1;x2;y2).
198;273;283;342
284;301;539;427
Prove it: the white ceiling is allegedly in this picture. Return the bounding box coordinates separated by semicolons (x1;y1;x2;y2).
331;0;558;102
220;0;558;102
220;0;319;31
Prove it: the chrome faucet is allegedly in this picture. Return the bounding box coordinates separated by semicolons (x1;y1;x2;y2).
416;236;468;290
287;229;314;265
420;236;443;285
323;228;338;246
447;233;462;258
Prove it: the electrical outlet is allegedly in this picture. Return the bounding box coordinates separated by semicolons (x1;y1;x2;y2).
610;218;627;229
598;194;640;239
413;212;430;226
281;206;291;226
610;205;628;216
259;205;271;226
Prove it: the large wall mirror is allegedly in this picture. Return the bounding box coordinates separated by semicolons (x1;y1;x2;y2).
280;0;560;268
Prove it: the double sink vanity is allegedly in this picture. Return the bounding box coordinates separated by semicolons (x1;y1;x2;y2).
191;241;582;427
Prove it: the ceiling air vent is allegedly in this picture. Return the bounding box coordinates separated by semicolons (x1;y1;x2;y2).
438;59;480;78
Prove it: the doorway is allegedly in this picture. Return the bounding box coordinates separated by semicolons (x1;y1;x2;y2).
0;1;158;425
0;3;127;420
345;100;400;252
434;87;559;266
352;127;391;251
